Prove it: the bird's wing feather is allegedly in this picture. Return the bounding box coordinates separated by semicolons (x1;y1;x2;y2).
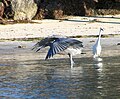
45;39;69;59
33;37;83;60
32;37;54;52
61;38;83;48
45;38;83;59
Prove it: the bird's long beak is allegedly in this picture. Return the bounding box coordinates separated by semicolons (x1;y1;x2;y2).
100;27;104;31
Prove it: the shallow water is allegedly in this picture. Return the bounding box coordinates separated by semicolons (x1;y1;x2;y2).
0;40;120;99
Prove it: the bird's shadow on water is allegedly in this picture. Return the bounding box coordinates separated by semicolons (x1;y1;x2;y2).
17;57;103;69
14;55;120;76
28;57;104;78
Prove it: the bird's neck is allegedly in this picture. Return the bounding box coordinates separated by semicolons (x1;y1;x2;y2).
96;29;102;44
96;38;100;45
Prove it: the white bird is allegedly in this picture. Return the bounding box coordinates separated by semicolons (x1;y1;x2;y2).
32;35;84;68
93;28;104;58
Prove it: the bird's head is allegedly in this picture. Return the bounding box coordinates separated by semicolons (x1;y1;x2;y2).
100;28;104;31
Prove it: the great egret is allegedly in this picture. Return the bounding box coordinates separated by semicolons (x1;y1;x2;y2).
32;35;83;68
93;28;104;58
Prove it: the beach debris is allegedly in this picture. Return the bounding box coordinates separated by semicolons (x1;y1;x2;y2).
117;43;120;45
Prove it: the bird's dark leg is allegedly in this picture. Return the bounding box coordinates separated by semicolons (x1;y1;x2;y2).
68;53;75;68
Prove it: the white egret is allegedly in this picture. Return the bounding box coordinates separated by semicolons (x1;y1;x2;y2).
93;28;104;58
32;35;84;68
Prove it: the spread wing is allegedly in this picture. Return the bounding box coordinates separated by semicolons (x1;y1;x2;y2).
45;38;69;59
32;35;83;60
32;37;55;52
45;38;83;59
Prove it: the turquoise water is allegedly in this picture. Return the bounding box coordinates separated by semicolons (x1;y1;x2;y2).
0;55;120;99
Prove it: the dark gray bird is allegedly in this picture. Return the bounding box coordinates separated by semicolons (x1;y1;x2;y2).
32;35;83;68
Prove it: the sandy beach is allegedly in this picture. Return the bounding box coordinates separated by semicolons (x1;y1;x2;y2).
0;16;120;59
0;16;120;39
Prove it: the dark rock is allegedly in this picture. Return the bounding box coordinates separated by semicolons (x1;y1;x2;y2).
2;0;120;20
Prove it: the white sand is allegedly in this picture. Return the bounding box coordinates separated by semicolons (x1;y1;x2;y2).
0;16;120;39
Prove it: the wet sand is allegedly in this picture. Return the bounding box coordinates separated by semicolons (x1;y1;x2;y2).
0;37;119;64
0;16;119;61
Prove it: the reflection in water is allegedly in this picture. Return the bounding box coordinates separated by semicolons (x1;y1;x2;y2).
93;57;104;97
93;57;103;62
0;54;120;98
93;57;103;72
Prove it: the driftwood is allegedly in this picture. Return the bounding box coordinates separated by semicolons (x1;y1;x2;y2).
0;2;4;17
